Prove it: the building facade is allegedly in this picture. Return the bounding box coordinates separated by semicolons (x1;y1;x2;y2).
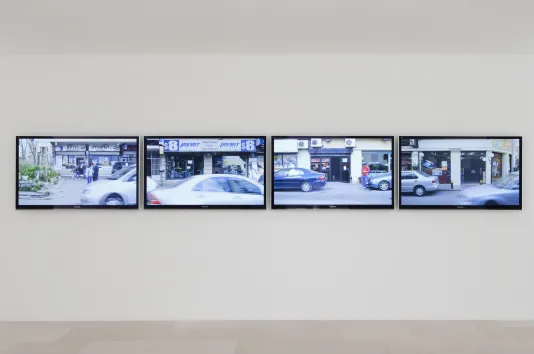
274;138;393;184
400;138;520;189
146;138;265;181
50;139;138;171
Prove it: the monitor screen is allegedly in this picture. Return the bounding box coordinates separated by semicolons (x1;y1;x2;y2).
399;136;522;209
271;136;394;209
144;136;266;209
16;136;139;209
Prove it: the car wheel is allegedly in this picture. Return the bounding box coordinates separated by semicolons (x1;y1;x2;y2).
301;182;313;192
414;186;426;196
104;194;125;206
484;200;498;207
378;181;390;191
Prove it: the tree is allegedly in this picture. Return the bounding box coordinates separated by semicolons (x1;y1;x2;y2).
26;139;39;164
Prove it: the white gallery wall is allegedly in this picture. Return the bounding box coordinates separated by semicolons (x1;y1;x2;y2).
0;55;532;320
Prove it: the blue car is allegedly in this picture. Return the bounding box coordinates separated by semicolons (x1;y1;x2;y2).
274;168;327;192
367;173;392;191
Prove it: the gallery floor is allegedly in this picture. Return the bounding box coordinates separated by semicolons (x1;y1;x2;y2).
1;321;533;354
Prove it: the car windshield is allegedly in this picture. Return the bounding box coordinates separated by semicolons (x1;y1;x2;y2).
493;176;519;189
416;170;431;177
108;165;135;180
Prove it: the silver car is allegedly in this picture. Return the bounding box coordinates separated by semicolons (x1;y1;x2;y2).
401;170;439;196
459;175;520;207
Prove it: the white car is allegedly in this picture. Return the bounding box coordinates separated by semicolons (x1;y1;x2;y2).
80;165;141;206
147;174;264;206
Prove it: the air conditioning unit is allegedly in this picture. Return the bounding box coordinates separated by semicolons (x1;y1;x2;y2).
297;140;309;149
345;139;356;148
310;138;322;148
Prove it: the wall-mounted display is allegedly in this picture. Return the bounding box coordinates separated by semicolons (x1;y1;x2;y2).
144;136;266;209
399;136;522;209
271;136;394;209
16;136;139;209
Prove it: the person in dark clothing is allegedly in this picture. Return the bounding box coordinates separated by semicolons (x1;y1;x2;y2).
92;161;100;182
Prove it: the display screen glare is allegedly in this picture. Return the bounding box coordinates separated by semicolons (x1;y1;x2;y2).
16;137;139;209
272;136;394;209
144;136;266;209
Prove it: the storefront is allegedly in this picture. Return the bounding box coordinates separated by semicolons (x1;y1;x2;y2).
87;143;120;167
400;138;518;189
51;140;137;171
273;138;392;184
147;138;265;181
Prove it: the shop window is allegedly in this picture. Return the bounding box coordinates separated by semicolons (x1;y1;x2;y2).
214;156;247;176
418;151;451;184
228;178;262;195
363;151;390;172
274;154;297;171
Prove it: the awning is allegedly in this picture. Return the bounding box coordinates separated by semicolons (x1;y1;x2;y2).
55;151;86;156
87;152;120;156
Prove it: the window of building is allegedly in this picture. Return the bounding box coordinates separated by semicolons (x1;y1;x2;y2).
420;151;451;184
273;154;297;171
213;155;247;176
362;151;391;172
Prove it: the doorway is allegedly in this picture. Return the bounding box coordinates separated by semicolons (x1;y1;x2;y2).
461;155;485;183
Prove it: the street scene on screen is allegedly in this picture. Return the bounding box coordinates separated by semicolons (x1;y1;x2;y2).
273;137;393;206
400;138;520;207
145;138;265;206
18;138;138;206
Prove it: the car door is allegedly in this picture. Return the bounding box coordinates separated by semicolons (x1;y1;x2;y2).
401;172;417;192
286;168;304;188
228;178;264;205
191;177;233;205
274;170;289;189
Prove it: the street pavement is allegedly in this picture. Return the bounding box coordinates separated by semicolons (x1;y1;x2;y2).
401;189;462;206
18;178;90;206
274;182;392;205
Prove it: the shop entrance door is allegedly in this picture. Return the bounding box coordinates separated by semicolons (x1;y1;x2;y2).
330;157;341;181
193;156;204;175
462;158;485;183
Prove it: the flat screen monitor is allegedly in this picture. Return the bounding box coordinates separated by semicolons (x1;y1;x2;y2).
399;136;522;209
144;136;266;209
16;136;139;209
271;136;394;209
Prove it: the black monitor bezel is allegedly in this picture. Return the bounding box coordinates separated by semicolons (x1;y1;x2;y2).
398;136;522;210
16;136;140;210
143;136;267;210
271;136;395;210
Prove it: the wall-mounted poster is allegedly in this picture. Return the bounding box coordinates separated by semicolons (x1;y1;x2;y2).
16;136;139;209
271;136;394;209
398;136;522;210
144;136;266;209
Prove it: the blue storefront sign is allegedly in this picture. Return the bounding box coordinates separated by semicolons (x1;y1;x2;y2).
160;139;256;153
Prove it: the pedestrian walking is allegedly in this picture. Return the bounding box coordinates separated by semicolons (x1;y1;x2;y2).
361;163;370;188
86;162;94;184
92;161;100;182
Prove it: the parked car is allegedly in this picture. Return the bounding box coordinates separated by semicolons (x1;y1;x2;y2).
367;173;392;191
111;162;124;174
147;174;264;205
401;170;438;196
273;168;327;192
80;165;140;206
460;175;520;207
